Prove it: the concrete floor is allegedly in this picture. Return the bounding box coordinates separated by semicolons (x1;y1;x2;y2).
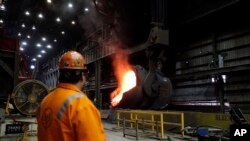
0;120;197;141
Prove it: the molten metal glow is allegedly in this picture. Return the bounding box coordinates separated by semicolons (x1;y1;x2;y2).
111;71;136;107
110;49;136;107
121;71;136;93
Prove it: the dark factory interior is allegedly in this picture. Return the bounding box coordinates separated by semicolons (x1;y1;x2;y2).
1;0;250;140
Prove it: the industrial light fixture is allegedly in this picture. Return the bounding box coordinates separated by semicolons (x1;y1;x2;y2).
42;37;47;41
22;41;27;46
41;50;46;54
84;8;89;12
30;65;35;70
36;43;42;47
0;4;5;11
38;13;44;19
4;0;86;66
46;44;52;49
211;77;215;83
68;3;73;8
210;75;227;84
221;75;226;83
25;11;30;16
32;25;36;30
21;23;26;28
56;17;61;22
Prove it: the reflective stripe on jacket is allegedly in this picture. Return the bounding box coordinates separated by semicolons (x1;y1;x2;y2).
37;83;106;141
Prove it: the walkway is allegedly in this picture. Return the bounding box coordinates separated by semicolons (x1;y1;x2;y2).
0;120;197;141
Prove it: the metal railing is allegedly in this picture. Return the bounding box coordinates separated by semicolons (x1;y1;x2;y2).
116;109;185;139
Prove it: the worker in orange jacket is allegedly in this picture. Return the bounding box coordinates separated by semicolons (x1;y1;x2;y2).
37;51;106;141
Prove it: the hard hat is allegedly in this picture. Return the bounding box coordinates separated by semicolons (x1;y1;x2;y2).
59;51;86;70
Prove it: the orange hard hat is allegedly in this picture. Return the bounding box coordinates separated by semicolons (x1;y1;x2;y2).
59;51;86;70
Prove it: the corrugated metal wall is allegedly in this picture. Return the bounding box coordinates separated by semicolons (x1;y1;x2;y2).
172;29;250;107
41;56;60;89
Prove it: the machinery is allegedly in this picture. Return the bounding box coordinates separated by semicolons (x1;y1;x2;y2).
116;64;173;109
10;79;49;116
108;25;172;110
182;106;250;141
0;28;49;139
0;28;49;117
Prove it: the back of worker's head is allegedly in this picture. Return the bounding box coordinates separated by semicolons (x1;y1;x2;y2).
58;51;86;84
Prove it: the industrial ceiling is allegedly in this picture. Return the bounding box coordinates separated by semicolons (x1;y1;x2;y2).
0;0;152;68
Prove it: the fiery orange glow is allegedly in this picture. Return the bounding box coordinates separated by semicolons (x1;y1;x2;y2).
110;49;136;107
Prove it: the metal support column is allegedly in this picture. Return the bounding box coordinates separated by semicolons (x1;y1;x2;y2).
13;40;20;87
95;60;102;109
212;33;225;113
218;76;225;113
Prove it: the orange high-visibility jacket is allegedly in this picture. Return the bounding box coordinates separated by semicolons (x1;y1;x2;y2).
37;83;106;141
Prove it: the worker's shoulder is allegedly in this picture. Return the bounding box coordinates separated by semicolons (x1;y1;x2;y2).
52;87;76;95
71;93;92;104
73;93;88;100
48;87;56;92
65;92;99;111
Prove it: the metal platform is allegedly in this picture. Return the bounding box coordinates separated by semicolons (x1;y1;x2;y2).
0;114;37;138
0;120;197;141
